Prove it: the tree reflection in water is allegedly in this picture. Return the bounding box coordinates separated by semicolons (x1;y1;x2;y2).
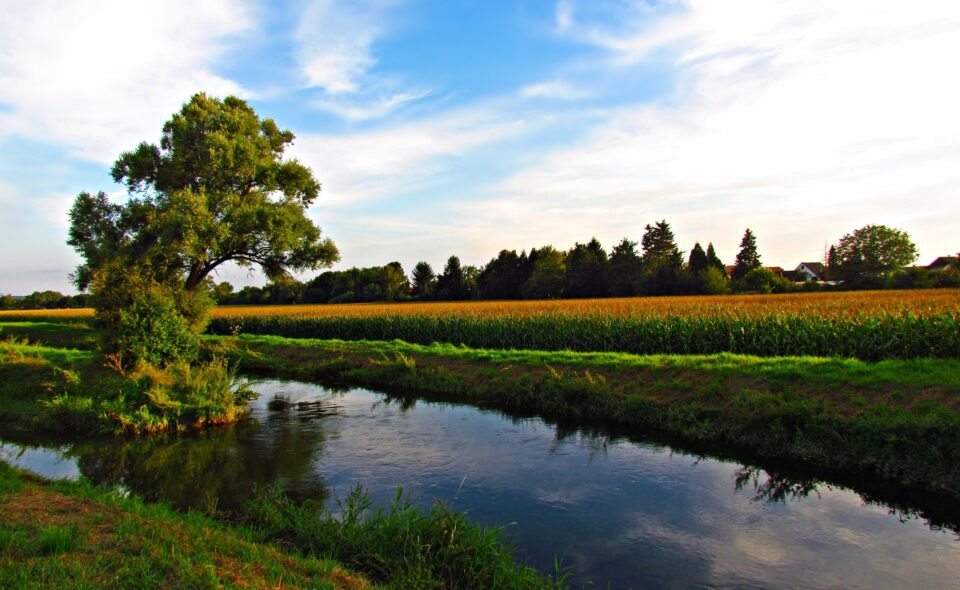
65;399;338;514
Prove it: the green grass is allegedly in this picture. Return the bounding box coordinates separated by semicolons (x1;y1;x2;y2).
0;462;371;589
245;485;566;590
227;334;960;496
0;462;564;589
208;311;960;361
0;336;254;435
0;321;98;350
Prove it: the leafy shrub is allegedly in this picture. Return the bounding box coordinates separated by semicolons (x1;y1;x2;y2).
108;289;200;367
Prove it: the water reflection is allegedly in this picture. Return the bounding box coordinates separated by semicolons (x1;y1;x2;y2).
2;380;960;589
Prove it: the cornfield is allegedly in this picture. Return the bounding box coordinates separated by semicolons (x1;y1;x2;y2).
212;290;960;320
4;290;959;360
208;290;960;361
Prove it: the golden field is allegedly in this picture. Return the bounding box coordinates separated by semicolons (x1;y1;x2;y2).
211;289;960;320
2;289;959;321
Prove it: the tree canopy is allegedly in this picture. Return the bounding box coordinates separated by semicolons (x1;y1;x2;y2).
69;93;339;295
832;224;918;284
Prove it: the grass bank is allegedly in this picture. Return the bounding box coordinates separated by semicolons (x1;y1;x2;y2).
0;461;564;589
0;330;252;435
227;334;960;496
0;462;370;589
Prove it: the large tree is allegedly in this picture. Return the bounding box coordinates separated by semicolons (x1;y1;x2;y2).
522;246;566;299
68;93;338;364
411;261;437;299
606;238;643;297
639;220;685;295
564;238;608;298
832;224;918;285
477;250;524;299
69;93;339;296
436;255;471;300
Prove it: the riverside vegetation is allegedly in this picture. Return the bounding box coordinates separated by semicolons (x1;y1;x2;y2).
0;462;562;589
2;289;960;495
5;89;958;587
3;290;960;586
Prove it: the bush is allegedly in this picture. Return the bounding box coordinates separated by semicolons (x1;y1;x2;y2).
736;268;793;294
107;289;200;367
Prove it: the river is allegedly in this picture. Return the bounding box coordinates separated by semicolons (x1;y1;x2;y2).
2;379;958;589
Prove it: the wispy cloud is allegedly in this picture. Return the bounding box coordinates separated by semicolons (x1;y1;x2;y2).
0;0;252;164
464;0;960;264
312;89;431;121
520;80;588;101
291;104;531;205
295;0;426;119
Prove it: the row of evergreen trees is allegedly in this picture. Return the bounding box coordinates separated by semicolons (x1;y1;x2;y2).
219;222;776;305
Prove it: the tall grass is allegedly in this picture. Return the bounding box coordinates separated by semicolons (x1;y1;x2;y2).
245;485;565;589
211;311;960;361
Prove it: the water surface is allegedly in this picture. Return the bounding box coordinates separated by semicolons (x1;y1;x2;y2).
3;379;958;589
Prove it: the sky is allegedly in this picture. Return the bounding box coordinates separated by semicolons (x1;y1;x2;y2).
1;0;959;294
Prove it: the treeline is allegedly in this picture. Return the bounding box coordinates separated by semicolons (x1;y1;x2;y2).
214;221;957;306
10;222;956;310
0;290;90;311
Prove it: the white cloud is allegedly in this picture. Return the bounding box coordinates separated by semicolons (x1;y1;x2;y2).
295;0;385;93
290;105;530;205
520;80;588;101
0;0;252;164
312;89;430;121
295;0;421;119
465;0;960;264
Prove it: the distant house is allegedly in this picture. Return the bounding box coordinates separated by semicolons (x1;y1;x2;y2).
927;256;958;273
794;262;826;281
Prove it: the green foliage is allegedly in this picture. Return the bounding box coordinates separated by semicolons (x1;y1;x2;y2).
688;242;709;275
732;228;761;280
640;220;686;295
736;268;792;294
37;525;81;556
706;242;725;274
522;247;566;299
833;224;918;286
0;342;256;434
436;255;475;300
67;93;338;363
109;288;203;366
245;485;562;589
411;261;438;299
699;266;731;295
477;250;526;299
564;238;607;298
211;310;960;361
606;238;643;296
0;467;371;589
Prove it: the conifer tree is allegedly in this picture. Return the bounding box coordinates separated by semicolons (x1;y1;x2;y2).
731;229;761;281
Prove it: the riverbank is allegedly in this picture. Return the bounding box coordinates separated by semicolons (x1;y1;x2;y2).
0;462;371;589
0;460;564;589
4;319;960;495
0;337;252;435
227;334;960;496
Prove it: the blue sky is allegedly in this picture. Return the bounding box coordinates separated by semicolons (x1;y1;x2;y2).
1;0;959;294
